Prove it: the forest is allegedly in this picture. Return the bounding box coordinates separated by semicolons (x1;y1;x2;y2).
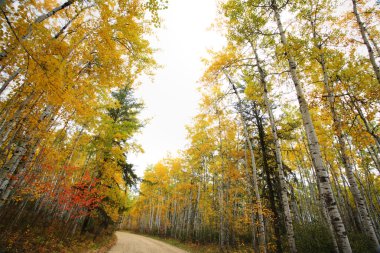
0;0;166;251
0;0;380;253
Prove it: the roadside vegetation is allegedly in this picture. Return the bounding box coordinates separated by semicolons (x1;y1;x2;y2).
1;0;379;253
125;1;380;253
0;0;165;251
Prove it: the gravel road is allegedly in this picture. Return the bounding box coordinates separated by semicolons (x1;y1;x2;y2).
108;231;188;253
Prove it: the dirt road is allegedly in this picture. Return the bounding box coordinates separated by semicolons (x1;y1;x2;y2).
108;231;188;253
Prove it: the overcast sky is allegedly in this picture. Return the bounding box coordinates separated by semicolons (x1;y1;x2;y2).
129;0;225;177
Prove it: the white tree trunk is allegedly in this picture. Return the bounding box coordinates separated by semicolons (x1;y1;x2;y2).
351;0;380;85
0;68;20;95
228;76;267;253
0;140;28;204
271;2;352;252
253;49;297;253
317;43;380;247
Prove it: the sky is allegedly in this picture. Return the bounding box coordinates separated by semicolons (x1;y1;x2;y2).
128;0;225;177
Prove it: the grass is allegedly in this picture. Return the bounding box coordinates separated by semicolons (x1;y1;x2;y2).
0;224;117;253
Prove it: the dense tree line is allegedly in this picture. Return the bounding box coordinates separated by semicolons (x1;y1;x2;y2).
0;0;165;251
126;1;380;253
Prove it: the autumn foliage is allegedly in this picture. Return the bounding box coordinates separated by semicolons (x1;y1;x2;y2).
0;0;165;251
125;1;380;253
1;0;380;252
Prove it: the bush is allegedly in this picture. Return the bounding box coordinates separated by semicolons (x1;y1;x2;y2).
294;222;378;253
349;231;375;253
294;222;336;253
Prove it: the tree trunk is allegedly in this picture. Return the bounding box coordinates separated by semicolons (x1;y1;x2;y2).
252;48;297;253
0;0;76;61
271;2;352;252
244;142;260;253
253;103;283;253
317;41;380;247
368;146;380;174
348;95;380;148
0;68;20;95
351;0;380;85
228;76;267;253
0;140;28;204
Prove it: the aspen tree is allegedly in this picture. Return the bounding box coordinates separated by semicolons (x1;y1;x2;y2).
227;75;267;253
269;1;352;251
251;48;297;253
304;1;380;245
351;0;380;85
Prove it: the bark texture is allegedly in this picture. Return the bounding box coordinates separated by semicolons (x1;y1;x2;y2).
253;49;297;253
271;2;352;252
351;0;380;85
229;76;267;253
317;45;379;247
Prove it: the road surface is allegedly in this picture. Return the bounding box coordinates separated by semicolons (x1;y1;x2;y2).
108;231;188;253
